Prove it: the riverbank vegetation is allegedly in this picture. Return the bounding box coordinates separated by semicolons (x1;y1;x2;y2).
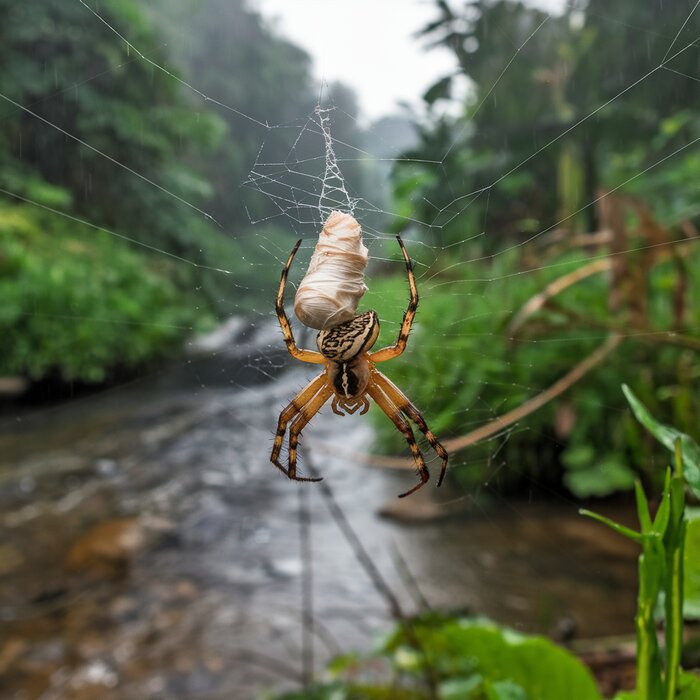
367;198;700;499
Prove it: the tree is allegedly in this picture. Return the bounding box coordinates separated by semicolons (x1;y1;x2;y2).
0;0;225;258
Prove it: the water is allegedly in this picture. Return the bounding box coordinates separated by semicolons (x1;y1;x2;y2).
0;325;638;699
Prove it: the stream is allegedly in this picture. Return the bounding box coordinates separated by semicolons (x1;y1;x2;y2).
0;319;639;699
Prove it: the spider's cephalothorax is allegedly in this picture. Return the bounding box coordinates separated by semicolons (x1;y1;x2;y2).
318;311;379;415
271;236;448;498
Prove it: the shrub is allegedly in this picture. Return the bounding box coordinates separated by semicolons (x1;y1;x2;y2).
365;243;700;498
0;204;212;383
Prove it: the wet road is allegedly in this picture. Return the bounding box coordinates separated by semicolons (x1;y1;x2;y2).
0;324;638;699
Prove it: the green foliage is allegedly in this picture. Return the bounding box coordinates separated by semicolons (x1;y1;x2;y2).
0;203;209;382
269;617;601;700
605;111;700;226
583;390;700;700
683;510;700;620
367;244;700;497
394;1;584;242
0;0;225;247
148;0;316;230
384;618;602;700
382;0;700;498
0;0;225;382
623;385;700;500
0;0;330;382
268;684;423;700
620;388;700;625
615;671;700;700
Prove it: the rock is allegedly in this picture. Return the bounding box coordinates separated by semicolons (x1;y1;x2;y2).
264;558;302;580
0;638;28;675
0;376;28;397
187;317;247;355
65;516;174;578
0;543;25;575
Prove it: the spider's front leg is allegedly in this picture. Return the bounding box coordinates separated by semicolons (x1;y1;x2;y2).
277;241;325;365
370;236;418;363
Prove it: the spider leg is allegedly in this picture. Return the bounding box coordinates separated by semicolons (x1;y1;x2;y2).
370;236;418;363
287;386;334;480
277;241;325;365
366;383;429;498
271;373;327;479
372;370;448;487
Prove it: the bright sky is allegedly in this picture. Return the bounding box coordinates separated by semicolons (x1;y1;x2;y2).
255;0;566;120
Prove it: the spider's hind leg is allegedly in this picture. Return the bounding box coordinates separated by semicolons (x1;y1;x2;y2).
367;384;429;498
373;371;448;488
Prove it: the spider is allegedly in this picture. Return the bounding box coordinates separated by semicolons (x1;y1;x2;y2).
271;235;448;498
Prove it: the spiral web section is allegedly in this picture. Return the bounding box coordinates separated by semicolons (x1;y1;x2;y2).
243;104;371;236
316;106;357;219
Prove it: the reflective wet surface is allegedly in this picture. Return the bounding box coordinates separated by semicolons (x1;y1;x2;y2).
0;323;639;699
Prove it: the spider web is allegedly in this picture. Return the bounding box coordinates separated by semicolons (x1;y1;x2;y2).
243;105;359;228
3;1;700;698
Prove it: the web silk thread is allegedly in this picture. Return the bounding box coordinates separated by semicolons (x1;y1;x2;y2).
316;106;357;220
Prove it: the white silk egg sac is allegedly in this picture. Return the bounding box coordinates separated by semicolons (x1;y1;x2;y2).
294;211;369;330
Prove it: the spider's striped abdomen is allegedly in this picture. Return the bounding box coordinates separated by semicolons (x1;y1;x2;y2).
316;310;379;362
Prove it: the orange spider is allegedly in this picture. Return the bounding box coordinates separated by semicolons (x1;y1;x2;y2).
271;236;448;498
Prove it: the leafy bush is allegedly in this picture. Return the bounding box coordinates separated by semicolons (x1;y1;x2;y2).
382;617;602;700
365;242;700;498
269;616;602;700
0;204;212;383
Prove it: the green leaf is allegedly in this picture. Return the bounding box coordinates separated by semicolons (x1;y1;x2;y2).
561;444;596;470
564;455;637;498
623;385;700;499
579;509;644;544
682;509;700;620
650;472;671;537
407;619;602;700
485;679;529;700
327;653;362;677
677;672;700;700
423;75;454;105
635;481;653;534
439;675;484;699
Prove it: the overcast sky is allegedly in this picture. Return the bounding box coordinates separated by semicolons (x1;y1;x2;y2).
255;0;566;120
